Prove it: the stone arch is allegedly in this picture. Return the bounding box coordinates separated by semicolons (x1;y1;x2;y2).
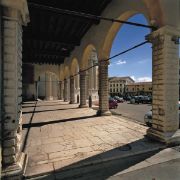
70;58;79;75
80;44;97;70
64;66;70;79
70;58;80;88
100;11;150;60
59;64;65;81
80;44;99;100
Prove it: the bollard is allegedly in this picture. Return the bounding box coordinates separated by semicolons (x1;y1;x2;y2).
89;95;92;108
77;94;79;104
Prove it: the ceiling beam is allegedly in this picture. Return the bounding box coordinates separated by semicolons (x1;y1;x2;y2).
23;34;81;47
23;50;70;57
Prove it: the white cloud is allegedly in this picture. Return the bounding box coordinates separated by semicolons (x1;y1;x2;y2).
116;59;126;65
130;76;136;81
130;76;152;82
137;77;152;82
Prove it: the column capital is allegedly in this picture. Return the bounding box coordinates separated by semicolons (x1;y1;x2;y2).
146;25;180;44
99;60;110;67
1;0;30;25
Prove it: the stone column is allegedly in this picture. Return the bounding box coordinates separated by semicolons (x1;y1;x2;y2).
52;75;58;100
70;76;75;104
146;26;180;145
97;60;111;116
1;0;29;178
79;71;88;108
59;81;63;100
45;73;53;100
64;79;68;102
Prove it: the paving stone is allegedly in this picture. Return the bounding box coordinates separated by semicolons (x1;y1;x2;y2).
42;143;65;153
25;163;54;177
22;100;162;178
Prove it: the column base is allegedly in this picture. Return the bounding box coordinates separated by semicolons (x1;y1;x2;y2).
147;128;180;146
69;101;75;104
96;110;112;116
79;104;88;108
2;152;28;179
53;96;58;100
46;96;53;101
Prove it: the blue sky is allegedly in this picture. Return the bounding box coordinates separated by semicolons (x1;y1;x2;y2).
109;14;152;82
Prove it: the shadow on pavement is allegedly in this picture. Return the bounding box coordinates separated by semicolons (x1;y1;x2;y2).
25;138;164;179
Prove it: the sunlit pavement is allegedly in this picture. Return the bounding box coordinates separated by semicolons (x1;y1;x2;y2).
22;100;165;179
110;101;152;124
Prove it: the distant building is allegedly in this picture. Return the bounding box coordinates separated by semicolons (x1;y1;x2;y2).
125;82;152;96
108;76;134;96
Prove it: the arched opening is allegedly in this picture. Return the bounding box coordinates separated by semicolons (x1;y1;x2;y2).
38;72;59;100
64;66;70;101
81;45;99;102
70;58;80;103
103;13;152;124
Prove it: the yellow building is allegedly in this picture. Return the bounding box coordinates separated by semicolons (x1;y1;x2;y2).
125;82;152;96
109;77;134;96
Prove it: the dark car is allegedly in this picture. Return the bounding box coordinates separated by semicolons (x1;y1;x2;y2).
130;96;140;104
113;96;124;103
109;97;118;109
142;96;152;104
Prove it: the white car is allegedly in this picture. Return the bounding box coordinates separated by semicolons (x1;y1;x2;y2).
144;110;152;127
144;108;180;127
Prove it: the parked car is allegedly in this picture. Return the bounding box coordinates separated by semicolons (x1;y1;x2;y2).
113;96;124;103
124;96;131;101
130;96;140;104
109;97;118;109
144;110;152;127
141;96;152;104
144;102;180;127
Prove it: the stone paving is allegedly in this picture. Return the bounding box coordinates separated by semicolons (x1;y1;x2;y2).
22;100;164;178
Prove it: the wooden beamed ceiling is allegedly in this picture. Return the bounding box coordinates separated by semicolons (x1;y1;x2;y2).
23;0;112;65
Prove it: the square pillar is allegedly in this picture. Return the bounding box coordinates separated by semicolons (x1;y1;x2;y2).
59;81;63;100
70;76;75;104
79;71;88;108
97;60;111;116
64;78;68;102
1;0;29;179
146;25;180;145
45;73;53;100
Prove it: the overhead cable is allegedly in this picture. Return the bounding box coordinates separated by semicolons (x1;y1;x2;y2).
28;3;157;30
63;40;149;81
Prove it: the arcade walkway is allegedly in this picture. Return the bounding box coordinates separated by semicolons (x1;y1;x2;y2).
22;101;164;179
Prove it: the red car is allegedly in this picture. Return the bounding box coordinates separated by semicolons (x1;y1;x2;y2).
109;98;118;109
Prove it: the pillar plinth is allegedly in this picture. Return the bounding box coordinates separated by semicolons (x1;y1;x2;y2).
97;60;111;116
79;71;88;108
146;26;180;145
